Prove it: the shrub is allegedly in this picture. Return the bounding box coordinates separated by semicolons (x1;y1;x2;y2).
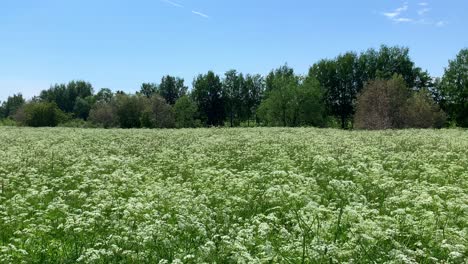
15;102;65;127
174;96;199;128
402;89;447;128
0;118;18;127
355;76;411;130
89;102;118;128
141;95;175;128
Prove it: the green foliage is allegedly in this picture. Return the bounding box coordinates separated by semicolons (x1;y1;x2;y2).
402;89;447;128
16;102;66;127
174;95;200;128
139;83;158;98
158;76;188;105
259;66;325;127
440;48;468;127
222;70;244;127
310;45;433;128
0;118;18;127
0;93;25;118
0;127;467;263
73;97;93;120
114;94;146;128
40;81;93;113
192;71;225;126
95;88;114;103
243;74;265;125
140;95;175;128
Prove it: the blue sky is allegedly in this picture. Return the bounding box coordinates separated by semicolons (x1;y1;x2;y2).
0;0;467;101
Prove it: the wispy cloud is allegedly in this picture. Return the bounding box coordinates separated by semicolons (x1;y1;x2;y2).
382;2;447;27
161;0;184;8
382;3;411;22
192;10;209;19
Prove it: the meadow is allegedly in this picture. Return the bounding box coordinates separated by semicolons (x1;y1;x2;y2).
0;127;466;263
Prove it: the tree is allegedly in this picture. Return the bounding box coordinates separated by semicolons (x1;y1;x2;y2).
359;46;417;88
0;93;25;118
354;76;412;130
192;71;225;126
140;95;175;128
265;64;295;93
258;68;325;127
89;101;118;128
158;76;188;105
402;89;446;128
440;48;468;127
95;88;114;103
174;95;199;128
40;80;94;113
296;77;326;127
310;46;432;129
258;66;299;126
243;74;265;125
114;94;145;128
222;70;243;127
73;97;93;120
16;102;65;127
139;83;158;98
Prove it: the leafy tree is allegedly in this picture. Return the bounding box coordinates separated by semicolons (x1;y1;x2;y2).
265;64;295;93
140;95;175;128
309;58;351;128
242;74;265;125
73;97;94;120
95;88;114;103
311;46;433;128
40;80;93;113
16;102;65;127
440;48;468;127
259;67;299;126
359;46;417;88
222;70;244;127
192;71;225;126
158;76;188;105
174;95;199;128
114;94;145;128
0;93;25;118
258;69;325;127
296;77;326;126
139;83;158;98
402;89;446;128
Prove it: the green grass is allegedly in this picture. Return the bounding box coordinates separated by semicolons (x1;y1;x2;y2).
0;127;467;263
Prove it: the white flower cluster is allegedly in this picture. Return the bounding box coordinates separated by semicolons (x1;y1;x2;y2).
0;127;467;263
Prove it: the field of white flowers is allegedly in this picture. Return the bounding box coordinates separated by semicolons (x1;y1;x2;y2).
0;127;467;263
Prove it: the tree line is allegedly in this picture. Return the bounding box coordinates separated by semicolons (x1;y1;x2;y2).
1;45;467;129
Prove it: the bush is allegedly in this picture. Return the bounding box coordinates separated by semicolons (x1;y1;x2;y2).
402;89;447;128
0;118;18;127
174;96;199;128
355;76;447;129
15;102;65;127
89;102;118;128
354;76;410;130
141;95;175;128
114;94;146;128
